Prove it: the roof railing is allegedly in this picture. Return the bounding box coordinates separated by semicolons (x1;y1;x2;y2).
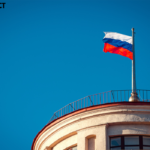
48;89;150;123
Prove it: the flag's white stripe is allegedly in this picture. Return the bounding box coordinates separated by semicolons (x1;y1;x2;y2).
104;32;132;44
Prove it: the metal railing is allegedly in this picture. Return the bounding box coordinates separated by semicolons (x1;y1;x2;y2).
48;89;150;123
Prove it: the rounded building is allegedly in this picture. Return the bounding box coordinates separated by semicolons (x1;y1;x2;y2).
32;90;150;150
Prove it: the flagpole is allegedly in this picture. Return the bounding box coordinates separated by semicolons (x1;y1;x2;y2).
129;28;139;102
132;28;136;93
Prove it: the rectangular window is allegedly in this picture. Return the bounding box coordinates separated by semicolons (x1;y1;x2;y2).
110;136;150;150
111;137;121;147
143;136;150;146
143;147;150;150
124;136;139;145
124;146;139;150
88;137;95;150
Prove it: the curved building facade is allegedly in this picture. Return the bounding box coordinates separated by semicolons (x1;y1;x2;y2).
32;91;150;150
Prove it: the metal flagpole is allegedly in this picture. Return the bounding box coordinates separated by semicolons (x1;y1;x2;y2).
129;28;139;102
132;28;136;93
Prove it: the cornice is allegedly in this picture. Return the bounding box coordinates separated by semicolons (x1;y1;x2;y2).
31;102;150;150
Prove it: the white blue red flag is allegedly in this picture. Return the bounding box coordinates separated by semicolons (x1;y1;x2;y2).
103;32;133;60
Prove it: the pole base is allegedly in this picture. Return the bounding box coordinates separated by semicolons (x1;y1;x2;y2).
129;92;140;102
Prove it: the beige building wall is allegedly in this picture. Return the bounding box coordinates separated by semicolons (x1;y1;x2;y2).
32;103;150;150
53;134;77;150
77;125;107;150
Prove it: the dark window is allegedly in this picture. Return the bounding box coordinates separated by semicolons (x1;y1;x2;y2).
110;136;150;150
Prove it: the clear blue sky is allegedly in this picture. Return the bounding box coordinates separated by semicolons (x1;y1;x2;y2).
0;0;150;149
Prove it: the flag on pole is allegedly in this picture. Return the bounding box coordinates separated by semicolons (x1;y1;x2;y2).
103;32;133;60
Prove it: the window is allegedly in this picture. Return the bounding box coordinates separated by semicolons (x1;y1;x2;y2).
85;135;96;150
88;137;95;150
110;136;150;150
67;146;77;150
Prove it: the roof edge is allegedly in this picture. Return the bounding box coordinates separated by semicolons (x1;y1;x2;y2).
31;102;150;150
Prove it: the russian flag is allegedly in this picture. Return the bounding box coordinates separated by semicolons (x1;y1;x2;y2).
103;32;133;60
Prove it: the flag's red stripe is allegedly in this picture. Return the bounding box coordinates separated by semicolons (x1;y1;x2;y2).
103;43;133;60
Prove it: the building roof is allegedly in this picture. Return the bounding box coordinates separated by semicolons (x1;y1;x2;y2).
31;100;150;150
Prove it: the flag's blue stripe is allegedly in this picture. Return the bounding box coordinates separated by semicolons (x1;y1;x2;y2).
103;38;132;52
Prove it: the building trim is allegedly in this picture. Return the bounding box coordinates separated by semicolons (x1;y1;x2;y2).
31;102;150;150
